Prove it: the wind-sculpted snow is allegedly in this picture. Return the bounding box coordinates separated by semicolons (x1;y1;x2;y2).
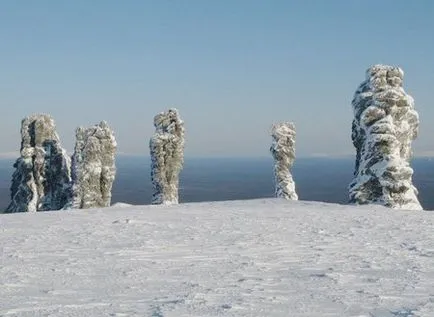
5;114;71;213
349;65;422;210
150;108;185;205
64;121;116;209
1;199;433;316
270;122;298;200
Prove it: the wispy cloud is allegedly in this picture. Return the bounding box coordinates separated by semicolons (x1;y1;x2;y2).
308;152;354;159
0;151;18;159
413;151;434;158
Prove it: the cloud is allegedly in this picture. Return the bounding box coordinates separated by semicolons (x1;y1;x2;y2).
413;151;434;158
0;151;19;159
308;152;354;159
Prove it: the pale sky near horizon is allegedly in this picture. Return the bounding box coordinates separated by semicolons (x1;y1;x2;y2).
1;0;434;157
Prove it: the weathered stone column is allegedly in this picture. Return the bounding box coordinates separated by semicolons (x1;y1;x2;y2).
270;122;298;200
349;65;422;210
6;114;71;212
150;108;185;205
64;121;117;209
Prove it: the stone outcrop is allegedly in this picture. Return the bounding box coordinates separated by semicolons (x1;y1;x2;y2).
64;121;117;209
150;108;185;205
6;114;71;212
270;122;298;200
349;64;422;210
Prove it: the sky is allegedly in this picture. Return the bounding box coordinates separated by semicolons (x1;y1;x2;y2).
1;0;434;158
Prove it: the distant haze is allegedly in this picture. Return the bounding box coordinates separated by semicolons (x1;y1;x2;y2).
2;156;434;212
1;1;434;157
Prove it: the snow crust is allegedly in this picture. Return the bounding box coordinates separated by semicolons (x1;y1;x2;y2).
349;65;421;210
1;199;433;316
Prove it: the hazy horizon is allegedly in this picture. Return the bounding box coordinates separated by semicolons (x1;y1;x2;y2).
3;150;434;160
2;156;434;211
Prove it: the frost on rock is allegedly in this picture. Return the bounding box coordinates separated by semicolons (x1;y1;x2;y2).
349;64;422;210
270;122;298;200
150;108;185;205
64;121;117;210
5;114;71;213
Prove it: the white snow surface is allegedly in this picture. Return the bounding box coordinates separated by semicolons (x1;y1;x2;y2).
1;198;433;317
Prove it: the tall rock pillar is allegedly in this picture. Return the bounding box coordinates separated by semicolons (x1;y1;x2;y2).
65;121;117;209
150;108;185;205
6;114;71;212
270;122;298;200
349;65;422;210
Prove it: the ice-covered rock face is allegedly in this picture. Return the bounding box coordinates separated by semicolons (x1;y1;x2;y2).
349;64;422;210
64;121;117;210
5;114;71;213
270;122;298;200
150;108;185;205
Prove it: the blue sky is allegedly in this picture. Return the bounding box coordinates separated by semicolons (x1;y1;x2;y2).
1;0;433;157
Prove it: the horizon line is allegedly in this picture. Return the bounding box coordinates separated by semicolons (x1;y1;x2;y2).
1;151;434;160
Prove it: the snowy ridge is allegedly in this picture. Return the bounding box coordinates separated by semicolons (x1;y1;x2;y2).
1;198;433;316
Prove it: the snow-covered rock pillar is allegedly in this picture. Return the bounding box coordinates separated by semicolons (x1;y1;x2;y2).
64;121;117;209
270;122;298;200
6;114;71;213
150;108;185;205
349;64;422;210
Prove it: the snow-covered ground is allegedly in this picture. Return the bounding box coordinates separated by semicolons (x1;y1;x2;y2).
1;199;433;316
